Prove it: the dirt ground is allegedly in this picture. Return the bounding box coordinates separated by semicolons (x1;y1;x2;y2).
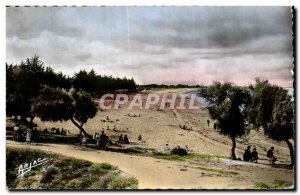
10;88;295;189
7;141;294;189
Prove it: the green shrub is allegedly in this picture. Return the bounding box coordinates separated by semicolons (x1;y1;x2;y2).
108;176;138;189
41;166;58;183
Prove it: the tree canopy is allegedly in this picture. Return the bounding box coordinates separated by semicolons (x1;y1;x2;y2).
72;69;137;95
248;78;294;165
32;85;97;139
200;82;250;159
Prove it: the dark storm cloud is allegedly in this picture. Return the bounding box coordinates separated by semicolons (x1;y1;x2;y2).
127;7;292;51
6;6;294;87
6;7;82;39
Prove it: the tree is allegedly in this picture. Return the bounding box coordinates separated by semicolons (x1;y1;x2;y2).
248;79;294;165
200;82;250;159
32;86;97;140
6;56;71;126
6;56;45;125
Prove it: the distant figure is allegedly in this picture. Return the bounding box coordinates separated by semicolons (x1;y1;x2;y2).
243;146;251;162
163;144;171;152
96;134;100;146
113;125;116;131
124;134;129;144
32;128;39;144
107;126;110;130
267;147;277;165
185;145;189;152
119;134;124;142
251;148;259;163
55;128;60;135
99;131;108;150
13;124;20;141
207;120;210;127
25;128;32;144
213;123;217;130
43;128;49;134
82;137;87;146
138;135;142;141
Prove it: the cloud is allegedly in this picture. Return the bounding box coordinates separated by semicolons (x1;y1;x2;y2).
6;6;294;87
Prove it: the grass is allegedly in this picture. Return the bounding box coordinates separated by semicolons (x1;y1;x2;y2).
255;179;294;189
6;147;138;190
193;164;239;175
150;152;230;162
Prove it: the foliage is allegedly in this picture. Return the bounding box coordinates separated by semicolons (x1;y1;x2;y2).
247;78;292;132
72;69;137;95
32;86;73;122
248;78;294;165
255;179;293;189
6;147;138;190
6;56;71;123
32;86;97;139
200;81;250;159
151;152;230;162
6;56;137;126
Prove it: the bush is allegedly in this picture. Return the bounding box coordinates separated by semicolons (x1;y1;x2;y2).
41;166;58;183
89;163;116;175
108;176;138;189
171;147;188;156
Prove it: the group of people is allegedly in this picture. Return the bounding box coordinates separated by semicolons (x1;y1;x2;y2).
93;131;109;150
43;128;68;135
127;114;141;117
243;146;277;165
179;125;193;131
13;125;39;144
100;116;115;123
243;146;259;163
118;134;130;144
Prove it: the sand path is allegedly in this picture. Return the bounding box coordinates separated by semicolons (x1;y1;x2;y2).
7;140;293;189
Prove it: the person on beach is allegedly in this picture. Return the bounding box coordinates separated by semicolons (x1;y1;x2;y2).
119;134;124;142
82;137;87;146
250;148;259;163
96;133;100;146
163;144;171;152
138;135;142;141
24;127;32;144
13;124;20;141
243;146;251;162
207;120;210;127
267;147;277;165
124;134;129;144
100;131;108;149
32;127;39;144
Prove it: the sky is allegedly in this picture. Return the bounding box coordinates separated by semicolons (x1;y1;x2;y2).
6;6;293;87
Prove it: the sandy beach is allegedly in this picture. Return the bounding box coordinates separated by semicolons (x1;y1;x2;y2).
33;88;292;164
7;88;289;189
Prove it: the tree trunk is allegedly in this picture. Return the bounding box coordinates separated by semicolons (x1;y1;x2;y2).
230;134;237;160
70;118;93;140
285;139;294;166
